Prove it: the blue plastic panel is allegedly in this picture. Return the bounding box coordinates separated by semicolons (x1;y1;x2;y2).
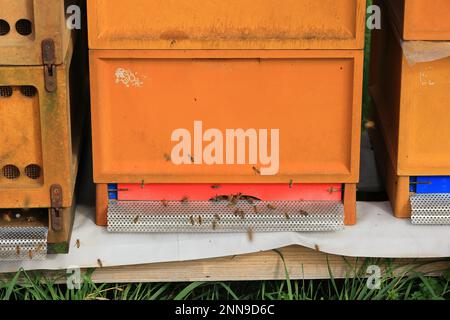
413;176;450;194
108;183;118;200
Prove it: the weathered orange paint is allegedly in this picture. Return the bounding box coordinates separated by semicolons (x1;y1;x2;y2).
388;0;450;41
0;0;74;66
87;0;367;50
90;50;364;185
0;51;77;209
370;1;450;218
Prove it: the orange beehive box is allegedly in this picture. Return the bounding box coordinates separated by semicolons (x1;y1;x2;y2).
0;0;76;66
0;28;87;256
388;0;450;41
88;0;366;231
370;1;450;222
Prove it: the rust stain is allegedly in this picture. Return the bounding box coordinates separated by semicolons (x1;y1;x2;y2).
160;30;189;41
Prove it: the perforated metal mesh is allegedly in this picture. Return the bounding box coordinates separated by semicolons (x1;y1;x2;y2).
0;226;47;261
15;19;32;36
25;164;41;180
0;19;10;36
107;200;344;233
2;165;20;180
20;86;37;97
0;86;13;97
410;194;450;225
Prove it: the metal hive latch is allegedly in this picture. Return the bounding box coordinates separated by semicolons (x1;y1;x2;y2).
410;194;450;225
50;184;63;232
107;200;344;233
41;39;57;92
0;226;48;261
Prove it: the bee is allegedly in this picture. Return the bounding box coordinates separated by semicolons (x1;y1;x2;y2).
212;220;217;230
252;166;261;175
247;228;254;242
163;153;171;161
2;213;12;222
365;120;375;129
36;244;43;252
327;187;342;193
299;210;309;217
253;206;259;214
181;196;189;204
246;197;254;205
267;203;277;210
76;239;81;249
188;154;195;163
26;216;36;223
140;180;145;189
189;215;195;226
314;244;320;252
234;209;245;220
284;212;291;220
197;216;203;225
97;259;103;268
161;199;168;207
227;195;236;207
16;246;21;255
289;179;294;189
211;185;221;189
133;215;140;224
214;214;221;221
28;250;33;260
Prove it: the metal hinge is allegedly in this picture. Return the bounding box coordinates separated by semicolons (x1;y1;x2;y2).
50;184;63;232
41;39;57;92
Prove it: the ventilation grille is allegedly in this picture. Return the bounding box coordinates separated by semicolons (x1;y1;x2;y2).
0;226;47;261
15;19;32;36
107;200;344;233
2;165;20;180
410;194;450;225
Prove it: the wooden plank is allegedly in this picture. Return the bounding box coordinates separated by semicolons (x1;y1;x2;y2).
1;246;449;283
65;246;450;283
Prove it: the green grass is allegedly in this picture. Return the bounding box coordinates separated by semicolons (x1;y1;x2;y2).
1;258;449;300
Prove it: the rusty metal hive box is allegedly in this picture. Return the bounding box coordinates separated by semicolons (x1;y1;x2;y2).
87;0;367;50
0;0;75;66
0;45;80;209
0;32;89;258
388;0;450;40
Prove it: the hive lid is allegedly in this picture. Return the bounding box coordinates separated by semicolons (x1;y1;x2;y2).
88;0;367;50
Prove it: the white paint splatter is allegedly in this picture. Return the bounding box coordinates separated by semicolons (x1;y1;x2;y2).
420;71;435;86
115;68;145;88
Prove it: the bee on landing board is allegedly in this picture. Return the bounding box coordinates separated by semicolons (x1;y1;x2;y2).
247;228;254;242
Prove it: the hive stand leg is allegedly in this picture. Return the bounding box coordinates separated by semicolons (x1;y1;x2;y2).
96;184;108;226
344;184;357;226
392;176;411;218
